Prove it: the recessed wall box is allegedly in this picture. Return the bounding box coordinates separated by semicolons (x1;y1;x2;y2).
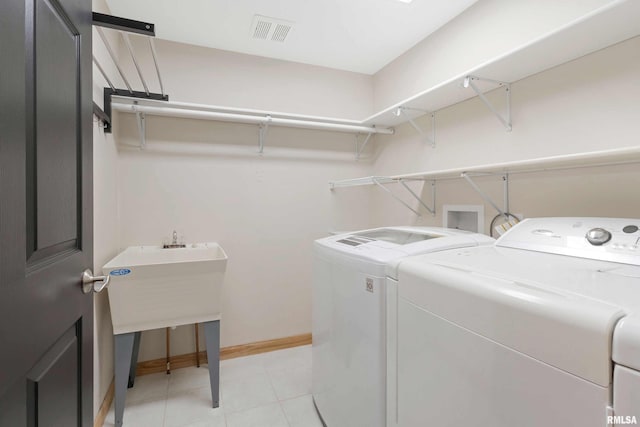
443;204;484;234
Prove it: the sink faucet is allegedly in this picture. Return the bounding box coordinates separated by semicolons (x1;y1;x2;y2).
163;230;186;249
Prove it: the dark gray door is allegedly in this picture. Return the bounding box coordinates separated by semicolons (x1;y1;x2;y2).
0;0;93;425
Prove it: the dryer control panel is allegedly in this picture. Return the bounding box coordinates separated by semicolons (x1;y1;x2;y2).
497;217;640;265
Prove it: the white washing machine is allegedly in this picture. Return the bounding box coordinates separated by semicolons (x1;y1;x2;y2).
390;218;640;427
312;226;493;427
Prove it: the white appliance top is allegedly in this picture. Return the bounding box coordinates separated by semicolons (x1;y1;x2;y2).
314;226;494;266
395;217;640;385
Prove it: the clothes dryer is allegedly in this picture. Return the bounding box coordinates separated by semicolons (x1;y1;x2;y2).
312;227;493;427
391;218;640;427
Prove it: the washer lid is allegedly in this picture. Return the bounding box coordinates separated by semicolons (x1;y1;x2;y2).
315;226;493;265
351;228;442;245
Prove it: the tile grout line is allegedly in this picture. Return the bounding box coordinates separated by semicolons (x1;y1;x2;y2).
132;347;312;427
165;375;173;426
278;400;293;427
220;358;281;419
219;367;229;427
222;408;228;427
220;362;275;416
263;356;292;427
160;395;169;427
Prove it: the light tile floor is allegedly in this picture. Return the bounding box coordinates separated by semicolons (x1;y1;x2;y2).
104;345;323;427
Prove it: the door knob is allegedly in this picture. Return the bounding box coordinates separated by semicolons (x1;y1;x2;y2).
81;269;110;294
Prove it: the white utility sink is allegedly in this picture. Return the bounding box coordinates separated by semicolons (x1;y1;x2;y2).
103;242;228;335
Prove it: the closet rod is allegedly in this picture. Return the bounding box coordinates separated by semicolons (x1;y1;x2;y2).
111;103;395;135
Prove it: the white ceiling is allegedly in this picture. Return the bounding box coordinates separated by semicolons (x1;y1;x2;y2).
104;0;478;75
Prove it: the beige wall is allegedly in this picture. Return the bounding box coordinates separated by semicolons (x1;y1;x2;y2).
373;0;615;111
107;25;382;362
369;36;640;230
115;117;373;359
92;0;120;417
123;37;374;120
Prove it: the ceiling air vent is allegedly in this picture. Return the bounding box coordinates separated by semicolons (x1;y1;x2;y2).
251;15;294;42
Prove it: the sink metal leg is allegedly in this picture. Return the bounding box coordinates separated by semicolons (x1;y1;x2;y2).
202;320;220;408
128;331;141;388
114;332;135;427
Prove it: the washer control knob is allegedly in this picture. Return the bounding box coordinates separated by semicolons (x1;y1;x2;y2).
586;228;612;246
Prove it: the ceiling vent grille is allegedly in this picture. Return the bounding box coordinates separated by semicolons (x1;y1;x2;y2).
251;15;294;43
253;21;271;40
271;24;291;42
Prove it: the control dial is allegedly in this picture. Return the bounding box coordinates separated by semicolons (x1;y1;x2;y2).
585;228;612;246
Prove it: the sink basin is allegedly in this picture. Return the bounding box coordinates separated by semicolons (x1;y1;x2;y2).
103;242;228;335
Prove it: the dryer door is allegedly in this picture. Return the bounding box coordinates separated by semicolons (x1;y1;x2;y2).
397;295;609;427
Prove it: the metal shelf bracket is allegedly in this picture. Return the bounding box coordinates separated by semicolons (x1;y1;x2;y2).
93;13;168;134
400;179;436;216
135;110;146;149
396;107;435;146
463;75;512;131
93;102;111;128
356;133;374;160
258;115;271;154
461;172;510;218
372;177;436;216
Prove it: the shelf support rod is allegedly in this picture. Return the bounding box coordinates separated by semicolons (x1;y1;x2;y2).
96;27;134;94
430;113;435;147
461;172;509;219
122;33;150;96
398;107;435;146
149;38;165;97
135;110;146;149
372;177;421;216
92;55;116;92
463;75;512;131
400;179;436;216
356;133;374;160
258;115;271;154
503;173;510;215
93;102;110;128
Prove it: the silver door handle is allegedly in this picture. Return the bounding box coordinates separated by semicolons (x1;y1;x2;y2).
81;269;110;294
